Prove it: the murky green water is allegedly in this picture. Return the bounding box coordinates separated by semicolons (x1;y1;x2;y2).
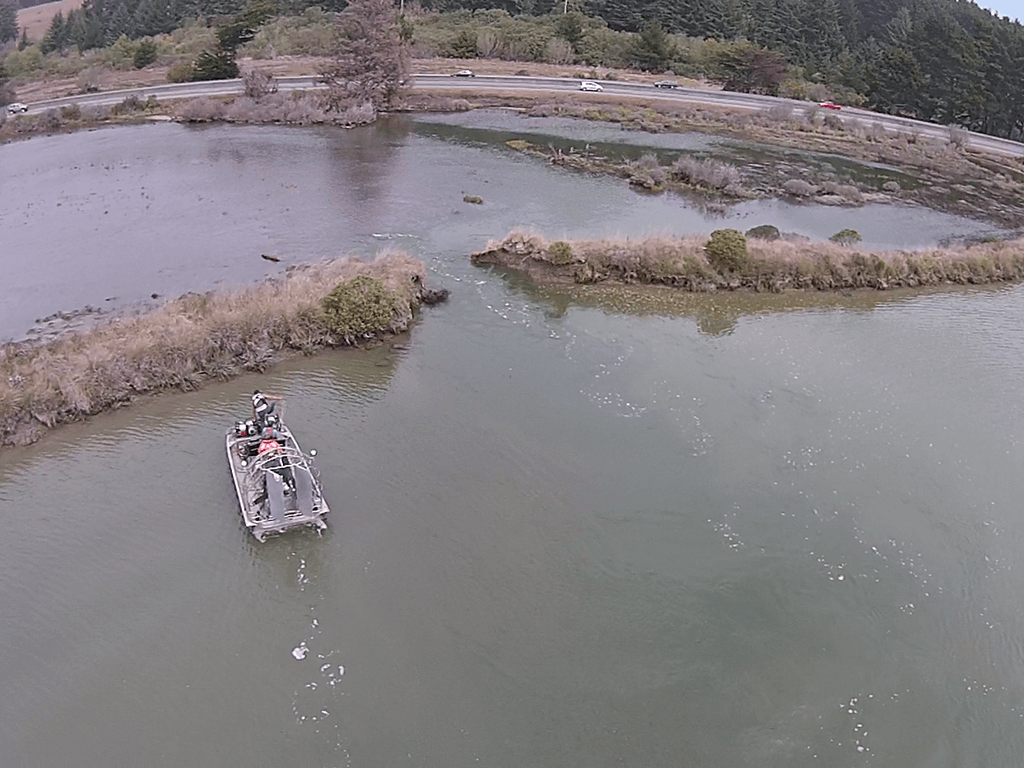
2;118;1023;767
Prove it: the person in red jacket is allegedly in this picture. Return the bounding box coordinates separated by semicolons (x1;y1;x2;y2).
256;427;295;499
258;427;284;455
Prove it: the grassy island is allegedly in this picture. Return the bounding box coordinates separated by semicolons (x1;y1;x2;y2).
472;230;1024;293
0;252;447;448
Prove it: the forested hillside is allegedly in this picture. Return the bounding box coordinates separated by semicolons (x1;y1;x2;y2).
424;0;1024;138
10;0;1024;139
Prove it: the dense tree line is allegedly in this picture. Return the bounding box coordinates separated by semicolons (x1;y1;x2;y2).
0;0;17;44
411;0;1024;138
40;0;202;53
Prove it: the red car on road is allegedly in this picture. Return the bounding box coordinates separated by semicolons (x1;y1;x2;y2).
819;101;841;110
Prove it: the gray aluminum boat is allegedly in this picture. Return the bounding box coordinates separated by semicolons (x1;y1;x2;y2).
225;419;329;542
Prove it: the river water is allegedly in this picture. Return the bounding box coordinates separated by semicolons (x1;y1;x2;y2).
2;117;1024;767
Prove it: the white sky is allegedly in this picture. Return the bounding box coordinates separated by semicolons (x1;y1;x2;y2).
980;0;1024;21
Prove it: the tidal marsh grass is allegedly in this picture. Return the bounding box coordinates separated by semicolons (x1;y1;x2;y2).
476;231;1024;294
0;253;426;447
170;91;378;126
782;179;817;196
670;156;742;192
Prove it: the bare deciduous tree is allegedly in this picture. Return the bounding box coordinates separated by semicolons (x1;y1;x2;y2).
545;37;574;65
477;29;501;59
319;0;410;113
243;68;279;100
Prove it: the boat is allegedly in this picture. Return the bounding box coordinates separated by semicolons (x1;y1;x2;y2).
225;415;329;542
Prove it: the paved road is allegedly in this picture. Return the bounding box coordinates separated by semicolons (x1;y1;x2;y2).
14;73;1024;159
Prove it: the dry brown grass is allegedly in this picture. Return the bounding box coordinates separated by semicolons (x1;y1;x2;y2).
171;91;377;126
0;252;427;447
474;231;1024;293
16;0;85;43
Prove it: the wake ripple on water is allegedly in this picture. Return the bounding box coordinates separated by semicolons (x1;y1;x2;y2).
276;553;352;759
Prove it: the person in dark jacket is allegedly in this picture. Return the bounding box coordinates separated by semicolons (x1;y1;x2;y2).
251;390;284;430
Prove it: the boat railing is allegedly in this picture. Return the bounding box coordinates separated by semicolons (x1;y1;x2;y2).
243;445;312;482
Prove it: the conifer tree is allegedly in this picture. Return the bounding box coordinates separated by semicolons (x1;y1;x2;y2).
630;20;674;72
0;60;15;107
0;0;17;45
40;12;67;54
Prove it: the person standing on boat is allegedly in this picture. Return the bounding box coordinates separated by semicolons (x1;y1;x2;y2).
252;390;284;430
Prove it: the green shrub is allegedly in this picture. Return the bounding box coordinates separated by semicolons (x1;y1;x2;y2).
745;224;780;240
192;49;238;81
2;45;44;77
105;35;138;69
166;60;195;83
240;8;334;58
451;28;478;58
549;241;573;265
321;275;395;341
705;229;748;273
830;228;862;245
134;40;159;69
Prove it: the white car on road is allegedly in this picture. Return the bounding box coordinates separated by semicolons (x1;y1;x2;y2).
579;81;603;92
6;102;28;115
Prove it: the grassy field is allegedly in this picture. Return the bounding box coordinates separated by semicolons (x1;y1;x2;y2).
16;0;85;42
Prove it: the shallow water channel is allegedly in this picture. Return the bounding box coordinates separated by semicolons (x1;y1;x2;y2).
3;117;1024;767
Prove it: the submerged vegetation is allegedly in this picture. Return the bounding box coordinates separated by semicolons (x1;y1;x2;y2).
0;252;447;448
515;101;1024;227
473;230;1024;293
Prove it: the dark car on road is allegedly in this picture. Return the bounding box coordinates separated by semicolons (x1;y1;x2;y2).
653;81;679;89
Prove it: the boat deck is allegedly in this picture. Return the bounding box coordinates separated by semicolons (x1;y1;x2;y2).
225;426;329;541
